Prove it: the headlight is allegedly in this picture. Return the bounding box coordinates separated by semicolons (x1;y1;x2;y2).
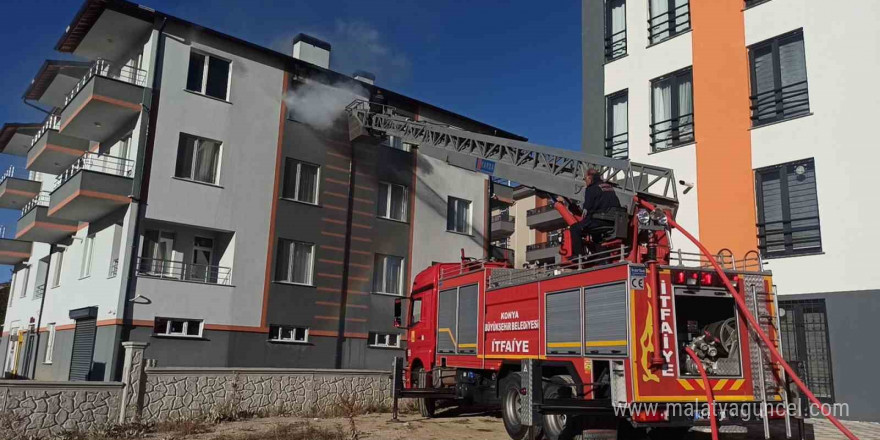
636;209;650;226
651;208;668;227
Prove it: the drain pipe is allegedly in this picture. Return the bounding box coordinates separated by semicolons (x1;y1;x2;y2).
22;98;52;116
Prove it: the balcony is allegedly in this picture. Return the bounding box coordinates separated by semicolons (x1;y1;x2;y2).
0;123;41;157
490;246;515;265
0;166;41;210
27;114;91;175
490;184;515;210
136;258;232;285
16;192;78;244
48;152;133;222
526;241;561;265
59;59;146;143
526;204;566;232
0;237;32;265
491;214;516;239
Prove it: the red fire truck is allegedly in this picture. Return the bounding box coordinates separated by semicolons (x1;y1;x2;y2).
345;101;857;440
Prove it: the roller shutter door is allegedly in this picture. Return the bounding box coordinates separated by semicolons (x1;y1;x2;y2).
546;289;582;355
69;318;96;381
437;288;457;354
584;282;627;355
457;285;479;354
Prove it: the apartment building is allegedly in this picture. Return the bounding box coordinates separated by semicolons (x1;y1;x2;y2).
0;0;523;381
583;0;880;420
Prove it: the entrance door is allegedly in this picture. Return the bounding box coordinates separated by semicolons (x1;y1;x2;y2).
69;317;97;381
779;298;835;404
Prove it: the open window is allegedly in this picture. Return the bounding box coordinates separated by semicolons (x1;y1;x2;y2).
675;290;742;377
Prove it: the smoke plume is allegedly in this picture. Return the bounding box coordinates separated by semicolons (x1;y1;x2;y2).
284;79;369;130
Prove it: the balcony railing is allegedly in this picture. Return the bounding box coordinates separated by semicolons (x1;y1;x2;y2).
526;204;558;216
650;113;694;153
604;132;629;159
31;114;61;147
604;28;627;61
64;59;148;107
136;257;232;285
648;1;691;44
0;165;31;184
21;191;50;217
491;213;515;223
526;241;560;252
749;81;810;127
54;152;134;190
757;216;822;258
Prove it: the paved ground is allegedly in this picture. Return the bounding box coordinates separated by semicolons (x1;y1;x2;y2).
167;409;880;440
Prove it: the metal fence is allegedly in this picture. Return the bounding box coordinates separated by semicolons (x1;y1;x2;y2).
64;59;148;107
749;80;810;126
21;191;51;217
54;152;134;190
31;114;61;147
136;257;232;285
650;113;694;152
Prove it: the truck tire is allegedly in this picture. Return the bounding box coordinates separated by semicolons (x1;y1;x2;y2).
414;367;436;418
543;375;582;440
501;372;539;440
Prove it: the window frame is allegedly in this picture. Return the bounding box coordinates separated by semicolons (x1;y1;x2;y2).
153;317;204;338
604;0;627;62
174;133;223;186
447;196;473;235
276;239;315;286
282;158;320;205
185;49;232;102
755;158;823;258
44;323;56;364
17;267;29;298
80;234;95;279
650;67;694;152
51;250;64;288
377;181;409;222
268;325;310;344
647;0;691;45
605;89;629;159
373;254;405;296
748;29;810;127
368;332;401;349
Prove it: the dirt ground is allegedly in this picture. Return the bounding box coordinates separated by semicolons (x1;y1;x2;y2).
140;408;880;440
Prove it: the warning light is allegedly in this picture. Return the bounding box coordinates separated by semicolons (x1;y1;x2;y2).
687;271;699;286
700;272;714;286
673;271;686;284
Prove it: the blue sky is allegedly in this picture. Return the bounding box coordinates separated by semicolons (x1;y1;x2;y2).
0;0;582;281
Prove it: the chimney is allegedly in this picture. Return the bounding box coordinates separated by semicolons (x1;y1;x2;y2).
292;33;331;69
352;70;375;85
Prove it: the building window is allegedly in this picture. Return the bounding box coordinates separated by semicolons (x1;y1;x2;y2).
369;332;401;348
44;323;56;364
411;298;422;325
373;254;404;295
755;159;821;258
186;50;231;101
605;90;628;159
275;239;314;285
268;325;309;343
175;134;222;185
17;267;29;298
80;235;94;278
749;29;809;127
191;237;215;283
605;0;627;61
139;230;177;277
382;136;413;152
51;250;64;288
154;317;203;338
378;182;408;222
651;68;694;152
648;0;690;44
447;197;472;234
282;159;319;204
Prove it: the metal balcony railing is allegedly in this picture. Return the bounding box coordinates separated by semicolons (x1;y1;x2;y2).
0;165;30;184
54;152;134;190
526;204;559;216
64;59;148;107
30;114;61;147
648;2;691;44
650;113;694;152
21;191;50;217
604;132;629;159
749;80;810;126
136;257;232;285
604;28;627;61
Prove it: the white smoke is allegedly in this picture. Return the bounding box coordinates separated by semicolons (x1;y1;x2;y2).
284;79;369;130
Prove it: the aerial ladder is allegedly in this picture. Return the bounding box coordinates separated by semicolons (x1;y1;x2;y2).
344;100;857;440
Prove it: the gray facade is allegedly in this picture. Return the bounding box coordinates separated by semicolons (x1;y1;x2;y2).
581;0;606;156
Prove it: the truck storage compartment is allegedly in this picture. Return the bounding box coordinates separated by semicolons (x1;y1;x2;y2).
674;289;742;377
437;284;479;354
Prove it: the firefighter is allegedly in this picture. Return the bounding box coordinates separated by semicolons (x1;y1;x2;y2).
569;168;621;256
370;89;388;114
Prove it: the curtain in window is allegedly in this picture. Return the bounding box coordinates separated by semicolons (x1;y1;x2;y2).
753;45;776;123
390;185;406;220
449;199;469;233
140;230;161;274
609;94;628;157
759;172;785;254
384;256;402;295
674;0;690;33
779;35;808;118
649;0;670;42
296;163;318;204
291;242;312;284
608;0;626;57
194;140;220;184
175;135;196;179
787;164;820;251
677;75;694;143
652;80;672;150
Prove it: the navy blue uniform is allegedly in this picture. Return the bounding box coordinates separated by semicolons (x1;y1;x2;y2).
569;180;621;255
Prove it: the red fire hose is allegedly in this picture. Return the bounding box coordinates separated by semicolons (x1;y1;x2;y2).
684;346;719;440
637;200;858;440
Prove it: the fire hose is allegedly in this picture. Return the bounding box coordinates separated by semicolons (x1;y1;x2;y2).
637;199;858;440
684;346;719;440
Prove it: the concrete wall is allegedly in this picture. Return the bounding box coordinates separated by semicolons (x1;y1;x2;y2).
0;380;123;438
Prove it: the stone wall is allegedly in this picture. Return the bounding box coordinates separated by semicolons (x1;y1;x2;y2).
0;381;123;438
141;368;391;421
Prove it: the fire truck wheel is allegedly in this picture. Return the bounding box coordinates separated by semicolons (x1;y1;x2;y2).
414;367;436;418
543;375;581;440
501;372;538;440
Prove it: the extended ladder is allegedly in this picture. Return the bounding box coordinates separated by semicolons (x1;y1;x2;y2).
345;100;679;213
749;283;793;439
